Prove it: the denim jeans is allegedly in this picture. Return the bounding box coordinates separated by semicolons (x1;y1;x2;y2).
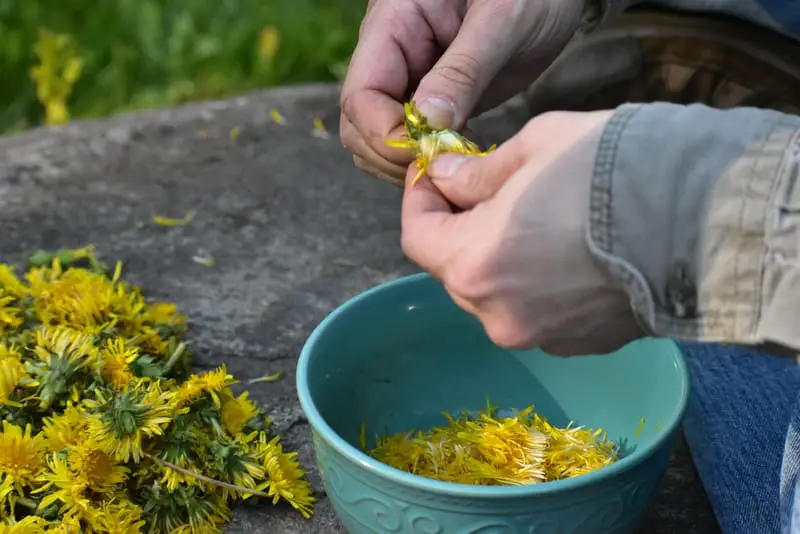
679;342;800;534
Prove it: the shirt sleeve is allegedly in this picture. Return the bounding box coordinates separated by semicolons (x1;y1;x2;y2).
586;102;800;349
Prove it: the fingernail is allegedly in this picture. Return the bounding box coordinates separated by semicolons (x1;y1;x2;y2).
429;154;468;179
418;97;456;129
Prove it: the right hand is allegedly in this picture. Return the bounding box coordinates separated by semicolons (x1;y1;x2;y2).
339;0;587;185
401;109;643;355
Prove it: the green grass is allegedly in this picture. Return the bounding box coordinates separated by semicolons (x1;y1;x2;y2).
0;0;366;134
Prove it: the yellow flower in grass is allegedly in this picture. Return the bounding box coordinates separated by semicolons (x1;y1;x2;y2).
0;345;28;407
220;391;258;435
253;433;315;518
86;382;175;463
41;403;89;452
0;422;48;508
98;338;138;389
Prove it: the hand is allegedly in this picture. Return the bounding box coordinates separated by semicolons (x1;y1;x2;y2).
340;0;586;185
401;110;645;355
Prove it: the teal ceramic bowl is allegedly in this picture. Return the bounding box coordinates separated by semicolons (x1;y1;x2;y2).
297;273;690;534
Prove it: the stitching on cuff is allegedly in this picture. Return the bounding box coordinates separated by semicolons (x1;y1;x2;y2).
589;104;640;255
586;104;658;326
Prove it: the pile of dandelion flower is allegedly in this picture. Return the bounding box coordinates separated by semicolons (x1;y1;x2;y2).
0;247;314;532
364;403;618;486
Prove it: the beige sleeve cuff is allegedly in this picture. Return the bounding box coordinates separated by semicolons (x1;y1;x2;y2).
587;102;800;349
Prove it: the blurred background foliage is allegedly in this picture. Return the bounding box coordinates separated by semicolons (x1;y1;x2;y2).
0;0;366;135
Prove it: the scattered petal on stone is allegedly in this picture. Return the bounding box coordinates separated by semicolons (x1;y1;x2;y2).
270;109;286;125
192;254;215;267
312;118;329;140
152;212;195;227
247;371;284;384
230;126;241;141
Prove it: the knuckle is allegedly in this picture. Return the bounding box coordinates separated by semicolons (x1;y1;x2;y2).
520;111;568;148
339;92;355;121
525;111;565;131
339;120;352;150
400;230;419;263
442;254;491;302
430;54;481;90
485;319;537;350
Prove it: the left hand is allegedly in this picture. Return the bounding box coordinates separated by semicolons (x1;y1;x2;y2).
401;110;645;355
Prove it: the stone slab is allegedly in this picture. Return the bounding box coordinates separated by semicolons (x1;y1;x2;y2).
0;83;720;533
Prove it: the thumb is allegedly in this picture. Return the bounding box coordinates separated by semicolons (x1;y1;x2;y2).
427;134;528;208
413;3;517;129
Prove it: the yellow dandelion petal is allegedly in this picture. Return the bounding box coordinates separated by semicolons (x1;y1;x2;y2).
0;345;28;407
67;438;129;493
270;108;286;125
174;366;237;408
0;264;29;299
0;515;50;533
0;295;24;335
0;422;48;495
312;118;329;140
34;454;94;523
34;326;98;366
221;391;258;435
93;499;146;534
41;403;89;452
145;302;185;326
367;404;617;486
98;337;138;389
152;211;195;227
255;433;315;518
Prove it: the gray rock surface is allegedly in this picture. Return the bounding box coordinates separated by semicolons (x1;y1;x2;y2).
0;83;720;533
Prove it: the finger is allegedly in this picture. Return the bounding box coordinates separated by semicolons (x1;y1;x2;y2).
340;4;438;164
426;132;528;208
341;90;412;166
400;166;467;277
353;156;406;187
444;285;480;316
542;316;644;357
412;2;519;128
343;118;409;182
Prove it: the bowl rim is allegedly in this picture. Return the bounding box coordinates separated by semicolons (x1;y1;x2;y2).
296;272;691;498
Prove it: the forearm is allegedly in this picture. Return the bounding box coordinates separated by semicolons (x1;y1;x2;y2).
587;102;800;349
